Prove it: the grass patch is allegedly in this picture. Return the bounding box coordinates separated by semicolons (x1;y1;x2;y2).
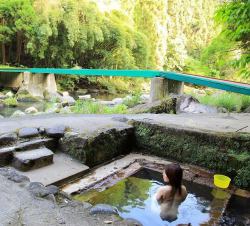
3;97;18;107
191;92;250;112
122;93;141;108
72;100;128;114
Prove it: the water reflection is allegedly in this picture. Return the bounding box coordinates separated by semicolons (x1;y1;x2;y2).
74;169;214;226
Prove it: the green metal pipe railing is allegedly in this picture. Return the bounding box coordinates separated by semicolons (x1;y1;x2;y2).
0;68;249;95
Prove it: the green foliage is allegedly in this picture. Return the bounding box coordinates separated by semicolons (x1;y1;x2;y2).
192;92;250;112
122;93;141;108
184;57;219;77
0;0;37;63
71;100;127;114
3;97;18;107
56;75;79;91
215;0;250;77
234;164;250;188
94;77;147;94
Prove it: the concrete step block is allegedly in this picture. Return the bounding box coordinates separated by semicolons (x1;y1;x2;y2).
0;133;17;146
12;148;54;171
0;147;14;166
15;138;56;151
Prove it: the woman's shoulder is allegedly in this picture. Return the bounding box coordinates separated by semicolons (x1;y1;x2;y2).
156;185;171;200
181;185;187;198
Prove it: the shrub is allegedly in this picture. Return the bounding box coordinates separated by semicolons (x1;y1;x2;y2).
190;91;250;112
3;97;18;107
71;100;127;114
123;93;141;108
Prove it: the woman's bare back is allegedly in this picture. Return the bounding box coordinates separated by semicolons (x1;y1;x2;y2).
156;185;187;221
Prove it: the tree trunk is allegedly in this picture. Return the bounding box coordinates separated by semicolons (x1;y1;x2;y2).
1;43;6;64
1;18;6;64
16;31;22;64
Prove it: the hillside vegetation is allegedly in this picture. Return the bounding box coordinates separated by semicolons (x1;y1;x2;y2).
0;0;249;87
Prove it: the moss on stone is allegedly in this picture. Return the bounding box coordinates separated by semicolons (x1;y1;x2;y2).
132;120;250;189
59;127;134;167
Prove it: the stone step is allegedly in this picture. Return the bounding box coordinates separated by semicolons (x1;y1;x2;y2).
0;138;56;166
14;153;89;186
12;148;54;172
15;138;56;151
0;147;14;166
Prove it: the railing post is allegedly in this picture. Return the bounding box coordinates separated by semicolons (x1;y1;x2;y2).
167;79;184;95
149;77;168;102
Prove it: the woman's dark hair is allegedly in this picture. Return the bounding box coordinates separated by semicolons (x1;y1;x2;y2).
165;163;183;195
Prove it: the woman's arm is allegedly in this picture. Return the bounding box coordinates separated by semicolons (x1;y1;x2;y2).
156;187;164;203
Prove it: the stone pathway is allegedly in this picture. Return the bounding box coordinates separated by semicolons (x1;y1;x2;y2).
0;113;249;134
15;153;89;186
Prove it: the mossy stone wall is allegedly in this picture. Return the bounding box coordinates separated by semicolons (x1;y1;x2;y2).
60;127;134;167
132;120;250;189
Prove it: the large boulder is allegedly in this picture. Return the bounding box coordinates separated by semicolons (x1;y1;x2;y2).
16;89;42;102
174;94;218;114
43;90;62;102
61;95;75;106
128;97;176;114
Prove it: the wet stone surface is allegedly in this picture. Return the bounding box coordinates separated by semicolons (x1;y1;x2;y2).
18;127;39;138
0;132;17;146
90;204;119;215
0;147;14;166
0;167;30;184
45;125;66;138
28;182;58;198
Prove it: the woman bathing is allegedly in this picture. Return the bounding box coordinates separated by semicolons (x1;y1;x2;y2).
155;163;187;222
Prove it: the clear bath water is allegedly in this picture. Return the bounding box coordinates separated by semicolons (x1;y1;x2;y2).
74;168;216;226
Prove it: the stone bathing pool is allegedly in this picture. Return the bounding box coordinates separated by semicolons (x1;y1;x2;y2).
62;156;250;226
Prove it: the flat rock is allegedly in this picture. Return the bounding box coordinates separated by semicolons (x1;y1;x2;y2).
78;94;91;100
25;106;39;114
90;204;118;215
28;182;58;198
45;125;66;138
18;127;39;138
12;147;54;171
0;132;17;145
0;147;14;166
0;168;30;183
